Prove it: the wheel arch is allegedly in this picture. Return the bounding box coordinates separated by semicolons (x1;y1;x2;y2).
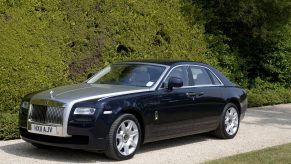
227;98;241;116
122;108;145;144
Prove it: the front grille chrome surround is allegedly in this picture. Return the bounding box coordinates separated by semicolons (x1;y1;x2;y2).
28;104;64;125
27;99;69;137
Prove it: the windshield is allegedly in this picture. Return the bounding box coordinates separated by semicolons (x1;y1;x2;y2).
88;64;166;87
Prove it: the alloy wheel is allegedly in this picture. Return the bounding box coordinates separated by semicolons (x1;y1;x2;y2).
115;120;139;156
224;107;239;135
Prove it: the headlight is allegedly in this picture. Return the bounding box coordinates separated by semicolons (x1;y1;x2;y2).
73;107;96;115
21;101;30;109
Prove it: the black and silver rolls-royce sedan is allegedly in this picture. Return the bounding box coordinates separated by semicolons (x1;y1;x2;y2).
19;60;247;160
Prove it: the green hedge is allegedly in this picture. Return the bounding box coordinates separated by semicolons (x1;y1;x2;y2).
0;0;72;115
0;0;211;140
247;78;291;107
0;0;290;140
0;113;19;140
0;0;213;114
248;89;291;107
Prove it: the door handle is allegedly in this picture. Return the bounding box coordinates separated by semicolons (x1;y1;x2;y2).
186;92;196;96
186;92;204;97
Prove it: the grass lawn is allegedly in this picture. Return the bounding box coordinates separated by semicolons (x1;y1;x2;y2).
206;143;291;164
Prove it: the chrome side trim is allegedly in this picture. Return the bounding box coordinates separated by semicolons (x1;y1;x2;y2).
199;66;224;86
150;65;170;90
61;105;70;137
118;61;168;67
103;111;112;114
179;84;224;88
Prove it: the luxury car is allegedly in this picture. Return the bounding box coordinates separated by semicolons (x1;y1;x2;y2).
19;60;247;160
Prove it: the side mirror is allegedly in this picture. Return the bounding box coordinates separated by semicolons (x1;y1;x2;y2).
168;77;183;90
87;73;95;79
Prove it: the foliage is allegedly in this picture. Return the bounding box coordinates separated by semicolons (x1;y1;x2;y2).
68;0;211;81
247;78;291;107
0;0;290;140
182;0;291;87
0;0;209;139
0;0;72;114
0;113;18;140
0;0;210;113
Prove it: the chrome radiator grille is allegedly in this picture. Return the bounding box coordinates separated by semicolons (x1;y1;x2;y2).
28;105;64;125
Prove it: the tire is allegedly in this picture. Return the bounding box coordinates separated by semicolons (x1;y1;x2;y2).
214;103;240;139
105;114;141;160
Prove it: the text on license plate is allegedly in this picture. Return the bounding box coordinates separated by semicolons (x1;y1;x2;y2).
31;124;57;135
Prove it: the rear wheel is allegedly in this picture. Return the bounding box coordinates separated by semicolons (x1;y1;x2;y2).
105;114;141;160
214;103;240;139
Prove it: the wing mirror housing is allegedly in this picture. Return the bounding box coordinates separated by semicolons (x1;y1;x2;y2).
168;77;183;90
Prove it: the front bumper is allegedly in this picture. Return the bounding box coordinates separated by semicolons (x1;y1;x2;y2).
19;99;115;151
20;127;108;151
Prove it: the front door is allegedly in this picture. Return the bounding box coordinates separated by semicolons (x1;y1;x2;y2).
150;65;197;139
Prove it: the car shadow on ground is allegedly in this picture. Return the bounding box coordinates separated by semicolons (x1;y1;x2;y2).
0;133;217;163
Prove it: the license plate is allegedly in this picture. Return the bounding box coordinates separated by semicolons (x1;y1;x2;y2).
31;124;57;135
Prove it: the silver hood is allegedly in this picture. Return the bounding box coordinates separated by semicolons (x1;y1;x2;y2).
31;83;150;104
28;83;149;137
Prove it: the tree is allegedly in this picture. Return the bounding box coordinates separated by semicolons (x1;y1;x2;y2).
183;0;291;86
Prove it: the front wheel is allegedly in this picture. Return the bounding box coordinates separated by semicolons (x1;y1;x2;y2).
105;114;141;160
214;103;240;139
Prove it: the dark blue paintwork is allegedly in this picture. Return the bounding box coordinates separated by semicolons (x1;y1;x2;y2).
19;61;247;151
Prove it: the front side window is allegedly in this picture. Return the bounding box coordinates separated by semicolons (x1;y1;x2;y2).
189;66;213;85
88;64;166;87
162;66;189;88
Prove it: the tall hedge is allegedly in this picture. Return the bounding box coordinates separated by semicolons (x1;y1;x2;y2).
0;0;290;140
0;0;71;114
60;0;213;81
0;0;210;139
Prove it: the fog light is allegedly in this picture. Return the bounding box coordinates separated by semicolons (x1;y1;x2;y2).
74;107;96;115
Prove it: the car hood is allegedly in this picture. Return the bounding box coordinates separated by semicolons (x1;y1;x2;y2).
31;83;150;104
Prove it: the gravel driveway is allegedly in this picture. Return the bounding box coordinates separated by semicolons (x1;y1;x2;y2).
1;104;291;164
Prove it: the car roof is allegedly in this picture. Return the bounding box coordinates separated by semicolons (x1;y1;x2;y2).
117;60;237;87
120;60;206;66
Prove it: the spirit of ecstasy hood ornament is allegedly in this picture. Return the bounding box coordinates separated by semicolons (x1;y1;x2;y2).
50;90;54;99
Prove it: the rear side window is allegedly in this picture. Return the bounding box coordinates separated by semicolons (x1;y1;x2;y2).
189;66;213;85
208;71;222;85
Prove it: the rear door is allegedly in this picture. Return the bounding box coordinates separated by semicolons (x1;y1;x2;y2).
186;65;225;130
